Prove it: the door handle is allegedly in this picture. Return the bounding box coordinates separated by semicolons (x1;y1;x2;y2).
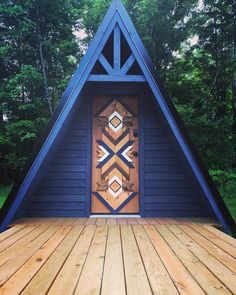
132;151;138;157
133;129;138;137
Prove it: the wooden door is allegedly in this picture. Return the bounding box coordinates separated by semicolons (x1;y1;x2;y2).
91;96;139;214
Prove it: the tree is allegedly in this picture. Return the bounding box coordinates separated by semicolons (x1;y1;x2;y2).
0;0;83;182
0;0;235;183
166;0;236;169
78;0;199;78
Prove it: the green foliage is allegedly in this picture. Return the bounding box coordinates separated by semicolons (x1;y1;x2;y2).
78;0;236;171
210;170;236;187
224;198;236;222
209;170;236;221
0;0;235;187
0;185;12;208
0;0;83;181
166;1;236;169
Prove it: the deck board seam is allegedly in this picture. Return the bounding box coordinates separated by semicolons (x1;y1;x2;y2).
0;225;60;291
42;225;86;294
172;225;236;294
99;225;109;295
131;225;154;295
187;224;236;259
148;224;206;294
160;224;233;295
142;224;182;294
0;220;235;295
0;225;41;254
119;224;128;295
72;225;99;294
12;225;76;295
0;225;28;243
185;225;236;272
18;225;73;293
201;225;236;247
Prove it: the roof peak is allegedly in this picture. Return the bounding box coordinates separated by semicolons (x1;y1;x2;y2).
110;0;125;9
111;0;123;4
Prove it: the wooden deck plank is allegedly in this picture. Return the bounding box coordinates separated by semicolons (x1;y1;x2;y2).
0;225;38;253
21;225;82;295
116;218;127;224
106;218;116;225
0;226;74;295
183;218;217;225
126;218;138;224
133;225;178;295
135;218;149;225
14;218;59;225
163;218;179;224
84;218;97;225
56;218;66;225
60;218;78;225
172;218;189;225
170;225;236;294
157;225;231;295
180;225;236;273
202;225;236;247
144;225;205;295
101;226;126;295
96;218;107;225
146;218;159;224
10;218;27;225
0;225;49;267
154;218;174;225
0;219;235;295
188;225;236;259
74;226;108;295
47;225;95;295
121;225;152;295
0;225;27;243
0;225;59;286
73;218;88;225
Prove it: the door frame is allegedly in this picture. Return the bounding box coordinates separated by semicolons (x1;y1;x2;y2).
85;83;145;216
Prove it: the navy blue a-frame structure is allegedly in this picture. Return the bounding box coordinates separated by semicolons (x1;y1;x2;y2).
0;0;235;232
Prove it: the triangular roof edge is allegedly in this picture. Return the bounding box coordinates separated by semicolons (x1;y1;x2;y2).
113;5;235;231
0;0;121;231
0;0;235;231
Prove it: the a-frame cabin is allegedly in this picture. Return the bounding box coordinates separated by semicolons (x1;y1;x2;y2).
0;0;235;232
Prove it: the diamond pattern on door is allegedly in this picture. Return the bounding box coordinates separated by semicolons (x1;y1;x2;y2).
92;96;139;214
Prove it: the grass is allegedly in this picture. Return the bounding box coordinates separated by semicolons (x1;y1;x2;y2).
0;185;12;208
209;170;236;222
219;181;236;221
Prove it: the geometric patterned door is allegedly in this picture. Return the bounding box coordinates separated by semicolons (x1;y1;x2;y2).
91;96;139;214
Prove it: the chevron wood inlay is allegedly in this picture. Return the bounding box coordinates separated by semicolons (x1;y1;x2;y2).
92;96;139;214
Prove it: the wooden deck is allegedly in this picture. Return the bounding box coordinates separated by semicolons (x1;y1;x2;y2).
0;218;235;295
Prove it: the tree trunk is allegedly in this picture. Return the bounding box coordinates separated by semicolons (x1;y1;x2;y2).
35;4;53;115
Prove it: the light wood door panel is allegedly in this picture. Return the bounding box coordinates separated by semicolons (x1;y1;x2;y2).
91;96;139;214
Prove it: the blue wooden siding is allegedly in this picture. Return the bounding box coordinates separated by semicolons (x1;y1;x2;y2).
22;93;215;218
23;101;89;217
142;96;214;217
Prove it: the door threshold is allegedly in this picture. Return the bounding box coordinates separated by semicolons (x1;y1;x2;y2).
90;215;141;218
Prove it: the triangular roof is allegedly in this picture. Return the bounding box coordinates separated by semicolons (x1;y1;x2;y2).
0;0;235;231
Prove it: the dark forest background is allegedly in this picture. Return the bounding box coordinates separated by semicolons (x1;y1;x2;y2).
0;0;235;217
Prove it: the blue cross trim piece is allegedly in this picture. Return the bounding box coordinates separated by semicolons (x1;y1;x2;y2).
96;140;115;168
116;140;134;168
97;139;134;169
